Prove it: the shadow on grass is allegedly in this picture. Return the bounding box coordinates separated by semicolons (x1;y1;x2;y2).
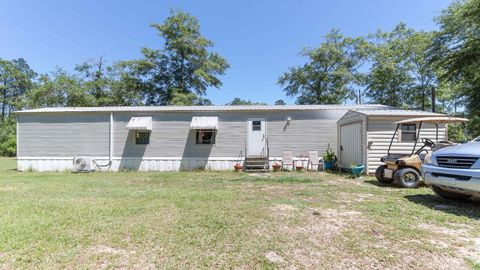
229;173;319;184
363;180;427;189
363;180;400;188
405;194;480;219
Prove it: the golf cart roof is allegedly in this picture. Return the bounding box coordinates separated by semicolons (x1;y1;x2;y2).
395;116;469;125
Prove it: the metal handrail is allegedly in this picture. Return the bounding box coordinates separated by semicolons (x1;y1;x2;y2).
266;136;269;159
244;138;247;162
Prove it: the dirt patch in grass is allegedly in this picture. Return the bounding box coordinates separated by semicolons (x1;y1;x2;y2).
264;202;478;269
73;245;155;269
0;186;16;191
418;223;480;266
270;204;298;216
265;205;371;268
264;251;285;264
90;245;133;255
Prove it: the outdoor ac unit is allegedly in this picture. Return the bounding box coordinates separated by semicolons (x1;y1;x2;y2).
73;157;95;172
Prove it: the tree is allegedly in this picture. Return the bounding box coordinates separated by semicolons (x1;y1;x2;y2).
430;0;480;135
121;9;229;105
28;68;94;108
0;58;36;121
365;24;440;110
365;24;414;107
278;29;366;104
226;98;267;105
108;65;145;106
75;56;113;106
404;31;437;111
275;99;286;105
168;90;212;105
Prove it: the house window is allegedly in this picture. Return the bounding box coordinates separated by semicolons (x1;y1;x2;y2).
135;131;150;145
196;130;216;145
401;124;417;142
252;121;262;131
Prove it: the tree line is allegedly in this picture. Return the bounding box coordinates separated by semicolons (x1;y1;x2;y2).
1;0;479;156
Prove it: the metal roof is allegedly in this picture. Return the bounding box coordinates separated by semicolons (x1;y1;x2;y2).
395;116;469;124
351;109;444;116
14;104;392;114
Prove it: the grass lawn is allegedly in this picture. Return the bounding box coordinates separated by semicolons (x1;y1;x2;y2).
0;157;480;269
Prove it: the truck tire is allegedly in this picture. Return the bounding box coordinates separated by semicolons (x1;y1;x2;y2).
432;185;471;200
394;167;420;188
375;165;393;183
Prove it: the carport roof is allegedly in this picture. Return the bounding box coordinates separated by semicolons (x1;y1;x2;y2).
351;109;444;117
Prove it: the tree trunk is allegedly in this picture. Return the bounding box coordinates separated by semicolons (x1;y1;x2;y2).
431;86;436;113
1;84;6;122
421;88;425;111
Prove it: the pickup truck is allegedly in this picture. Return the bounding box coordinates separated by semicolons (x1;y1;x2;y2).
422;137;480;200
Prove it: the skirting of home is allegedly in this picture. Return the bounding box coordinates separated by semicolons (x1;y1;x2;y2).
17;157;297;172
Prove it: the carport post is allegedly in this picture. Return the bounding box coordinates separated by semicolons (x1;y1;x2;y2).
412;121;423;155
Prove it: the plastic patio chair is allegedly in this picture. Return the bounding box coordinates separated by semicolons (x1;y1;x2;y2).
307;151;323;171
282;151;294;171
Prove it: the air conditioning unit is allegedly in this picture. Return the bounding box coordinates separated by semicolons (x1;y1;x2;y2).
73;157;95;172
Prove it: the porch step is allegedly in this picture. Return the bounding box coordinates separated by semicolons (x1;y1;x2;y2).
244;157;269;173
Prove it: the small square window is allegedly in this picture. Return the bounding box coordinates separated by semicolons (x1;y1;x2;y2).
401;124;416;142
252;121;262;131
135;131;150;145
196;130;216;145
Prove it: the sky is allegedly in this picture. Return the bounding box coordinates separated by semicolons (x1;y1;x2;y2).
0;0;454;105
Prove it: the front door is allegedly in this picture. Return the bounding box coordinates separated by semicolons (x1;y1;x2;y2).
247;118;266;157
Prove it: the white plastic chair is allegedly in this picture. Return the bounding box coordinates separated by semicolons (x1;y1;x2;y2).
307;151;323;171
282;151;294;171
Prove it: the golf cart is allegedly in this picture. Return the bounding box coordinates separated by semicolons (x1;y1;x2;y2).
375;116;469;188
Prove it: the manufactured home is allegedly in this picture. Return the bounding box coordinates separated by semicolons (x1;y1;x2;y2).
14;105;445;173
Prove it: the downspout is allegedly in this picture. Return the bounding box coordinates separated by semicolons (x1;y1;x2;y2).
109;111;113;168
92;112;113;171
16;114;19;171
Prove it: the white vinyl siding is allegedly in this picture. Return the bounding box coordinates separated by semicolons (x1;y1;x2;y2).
17;109;349;171
17;113;109;157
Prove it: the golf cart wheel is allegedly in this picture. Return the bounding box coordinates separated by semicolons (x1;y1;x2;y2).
432;185;471;200
393;167;420;188
375;165;393;183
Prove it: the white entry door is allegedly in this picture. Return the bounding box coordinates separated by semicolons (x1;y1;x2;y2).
340;123;363;168
247;118;266;157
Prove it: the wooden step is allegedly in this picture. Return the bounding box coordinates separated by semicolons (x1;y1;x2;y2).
244;157;270;173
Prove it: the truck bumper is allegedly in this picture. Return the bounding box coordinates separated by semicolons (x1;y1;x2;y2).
422;164;480;193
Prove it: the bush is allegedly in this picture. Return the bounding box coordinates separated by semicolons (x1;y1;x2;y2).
0;118;16;157
448;123;468;142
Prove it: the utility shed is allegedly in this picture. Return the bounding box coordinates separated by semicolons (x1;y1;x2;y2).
337;109;446;174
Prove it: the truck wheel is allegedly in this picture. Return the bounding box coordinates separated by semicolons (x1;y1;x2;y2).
432;185;471;200
394;167;420;188
375;165;393;183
